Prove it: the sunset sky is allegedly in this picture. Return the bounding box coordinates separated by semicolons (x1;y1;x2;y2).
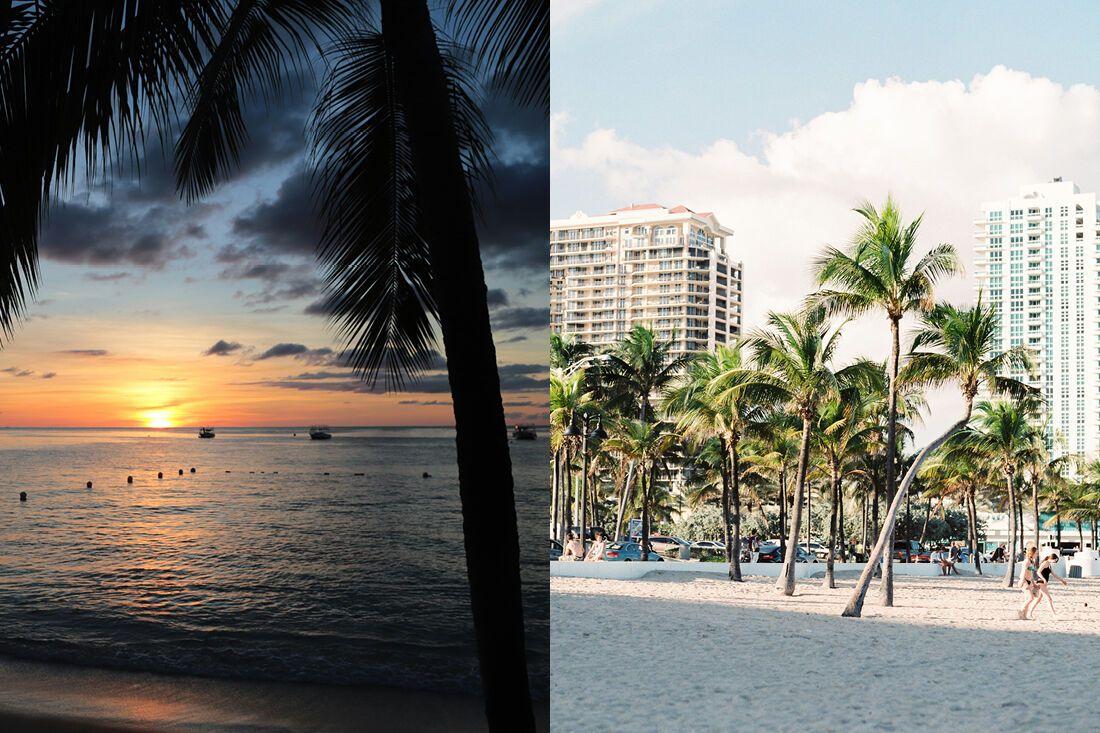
0;76;548;428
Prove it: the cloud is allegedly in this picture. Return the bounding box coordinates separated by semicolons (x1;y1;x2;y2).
84;271;133;282
41;372;57;379
499;334;528;344
553;65;1100;437
255;343;334;364
40;205;193;270
245;362;548;394
486;288;510;307
2;367;33;377
303;297;334;317
58;349;109;357
492;306;550;330
204;340;244;357
231;167;319;258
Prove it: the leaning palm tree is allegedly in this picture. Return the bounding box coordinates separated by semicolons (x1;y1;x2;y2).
743;305;870;596
665;344;777;581
0;2;549;727
812;196;961;606
842;297;1034;616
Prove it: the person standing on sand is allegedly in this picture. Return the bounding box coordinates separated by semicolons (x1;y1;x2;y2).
1018;546;1042;620
1032;553;1068;618
562;532;585;561
585;530;606;561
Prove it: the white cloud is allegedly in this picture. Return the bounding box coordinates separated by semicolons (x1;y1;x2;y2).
552;66;1100;439
550;0;606;28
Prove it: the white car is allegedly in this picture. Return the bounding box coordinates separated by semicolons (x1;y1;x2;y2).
691;540;725;550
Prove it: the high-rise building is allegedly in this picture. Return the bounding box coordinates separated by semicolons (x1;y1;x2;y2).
973;179;1100;458
549;203;743;356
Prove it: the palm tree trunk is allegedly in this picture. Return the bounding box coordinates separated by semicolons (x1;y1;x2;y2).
778;467;787;561
881;315;902;607
838;482;847;562
551;449;560;540
720;452;734;581
380;2;533;725
825;464;840;588
777;415;813;595
967;488;982;575
641;464;653;561
613;462;635;541
918;498;933;546
1055;502;1062;549
1031;479;1040;552
842;403;974;617
861;492;868;555
578;434;589;553
1078;522;1084;553
561;449;573;542
729;442;743;581
1002;471;1017;587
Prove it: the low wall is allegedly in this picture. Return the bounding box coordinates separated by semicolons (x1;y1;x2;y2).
551;559;1013;581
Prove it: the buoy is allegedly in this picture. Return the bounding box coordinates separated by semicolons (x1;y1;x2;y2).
249;471;255;474
323;472;330;476
178;469;184;476
19;491;26;501
273;471;279;474
354;472;364;476
226;470;231;473
127;476;133;484
158;472;163;479
422;472;431;479
190;467;196;474
86;481;93;489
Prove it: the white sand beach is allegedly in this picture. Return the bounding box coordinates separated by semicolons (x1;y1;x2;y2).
552;571;1100;732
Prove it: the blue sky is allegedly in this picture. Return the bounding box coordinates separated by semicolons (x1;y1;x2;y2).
554;0;1100;172
552;0;1100;438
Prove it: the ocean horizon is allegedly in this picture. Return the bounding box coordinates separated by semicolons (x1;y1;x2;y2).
0;427;548;704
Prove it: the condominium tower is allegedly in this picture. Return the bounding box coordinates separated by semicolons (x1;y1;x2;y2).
973;179;1100;458
549;204;743;355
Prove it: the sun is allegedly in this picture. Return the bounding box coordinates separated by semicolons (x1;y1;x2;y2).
143;410;174;429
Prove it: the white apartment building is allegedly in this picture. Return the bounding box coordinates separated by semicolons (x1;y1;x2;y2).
973;179;1100;458
549;203;743;356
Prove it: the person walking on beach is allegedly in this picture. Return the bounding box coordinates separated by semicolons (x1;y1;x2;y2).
562;532;585;561
585;530;606;562
1018;546;1042;620
1032;553;1068;618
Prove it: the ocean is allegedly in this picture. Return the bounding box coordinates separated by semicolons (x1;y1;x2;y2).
0;427;548;700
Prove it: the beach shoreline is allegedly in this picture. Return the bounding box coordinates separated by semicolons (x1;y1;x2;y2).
552;573;1100;732
0;654;548;732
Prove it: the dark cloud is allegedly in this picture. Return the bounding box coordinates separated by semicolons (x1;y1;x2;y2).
41;372;57;379
473;161;547;273
58;349;109;357
204;340;244;357
498;334;528;344
486;288;510;307
256;343;334;364
40;204;193;270
231;167;319;258
245;361;547;394
398;399;451;406
491;306;549;331
303;297;334;317
2;367;33;377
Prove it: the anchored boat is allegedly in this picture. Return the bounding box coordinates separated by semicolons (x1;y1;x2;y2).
198;427;216;439
512;425;537;440
309;425;332;440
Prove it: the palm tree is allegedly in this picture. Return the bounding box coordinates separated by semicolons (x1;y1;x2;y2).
550;368;591;542
602;419;679;560
743;305;869;596
0;2;549;726
812;196;961;606
920;446;988;575
747;410;801;560
842;297;1034;616
665;344;776;581
550;333;592;370
956;398;1042;586
600;325;689;421
813;390;876;587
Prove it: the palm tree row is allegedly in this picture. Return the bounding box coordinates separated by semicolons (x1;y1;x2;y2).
550;196;1100;619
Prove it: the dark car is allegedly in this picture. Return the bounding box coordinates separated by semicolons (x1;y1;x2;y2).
754;543;817;563
892;540;930;563
603;541;664;562
550;539;563;561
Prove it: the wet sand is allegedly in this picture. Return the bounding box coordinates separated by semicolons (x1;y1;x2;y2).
0;655;548;732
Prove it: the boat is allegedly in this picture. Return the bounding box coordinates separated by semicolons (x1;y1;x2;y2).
309;425;333;440
512;425;537;440
198;427;216;439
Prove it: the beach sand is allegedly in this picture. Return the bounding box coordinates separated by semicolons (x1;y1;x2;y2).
0;655;549;732
552;571;1100;732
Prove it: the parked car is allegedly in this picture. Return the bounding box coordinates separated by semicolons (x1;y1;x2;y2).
604;541;665;562
550;539;563;561
754;543;818;563
642;535;690;553
892;540;930;563
691;540;725;551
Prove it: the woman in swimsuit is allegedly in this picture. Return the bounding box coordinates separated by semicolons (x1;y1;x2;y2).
1031;553;1068;618
1018;546;1041;620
